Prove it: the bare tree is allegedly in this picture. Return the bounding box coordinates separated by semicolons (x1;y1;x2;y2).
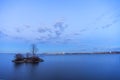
31;44;38;56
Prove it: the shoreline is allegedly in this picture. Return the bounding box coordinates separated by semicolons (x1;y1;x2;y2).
0;51;120;55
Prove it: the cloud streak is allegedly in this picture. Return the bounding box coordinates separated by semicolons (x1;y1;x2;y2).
0;20;69;44
0;31;8;38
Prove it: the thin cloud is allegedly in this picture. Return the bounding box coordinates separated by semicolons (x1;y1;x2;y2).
53;21;68;38
80;29;87;32
101;15;120;29
79;8;120;31
54;21;68;31
37;27;52;34
16;28;21;33
25;25;31;28
0;31;8;38
18;21;69;43
37;28;47;33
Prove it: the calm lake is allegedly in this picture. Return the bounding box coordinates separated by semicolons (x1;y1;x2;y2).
0;54;120;80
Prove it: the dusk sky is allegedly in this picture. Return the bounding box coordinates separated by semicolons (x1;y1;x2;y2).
0;0;120;53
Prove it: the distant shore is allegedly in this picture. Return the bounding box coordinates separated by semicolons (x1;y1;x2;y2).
0;51;120;55
41;51;120;55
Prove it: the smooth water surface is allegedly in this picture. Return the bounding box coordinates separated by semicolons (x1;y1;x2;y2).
0;54;120;80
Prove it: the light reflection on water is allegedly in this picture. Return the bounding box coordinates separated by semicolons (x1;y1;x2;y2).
0;54;120;80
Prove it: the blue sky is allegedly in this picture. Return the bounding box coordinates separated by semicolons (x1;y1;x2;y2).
0;0;120;53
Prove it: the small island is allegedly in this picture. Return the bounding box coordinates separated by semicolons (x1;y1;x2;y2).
12;44;44;63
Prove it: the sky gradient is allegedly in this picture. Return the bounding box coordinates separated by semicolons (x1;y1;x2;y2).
0;0;120;53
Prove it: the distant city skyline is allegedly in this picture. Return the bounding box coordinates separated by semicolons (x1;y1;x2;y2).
0;0;120;53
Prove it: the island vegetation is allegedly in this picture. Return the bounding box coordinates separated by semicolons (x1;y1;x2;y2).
12;44;44;63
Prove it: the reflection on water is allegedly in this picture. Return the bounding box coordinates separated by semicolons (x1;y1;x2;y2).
0;54;120;80
14;62;39;68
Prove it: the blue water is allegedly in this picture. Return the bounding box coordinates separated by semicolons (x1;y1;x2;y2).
0;54;120;80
